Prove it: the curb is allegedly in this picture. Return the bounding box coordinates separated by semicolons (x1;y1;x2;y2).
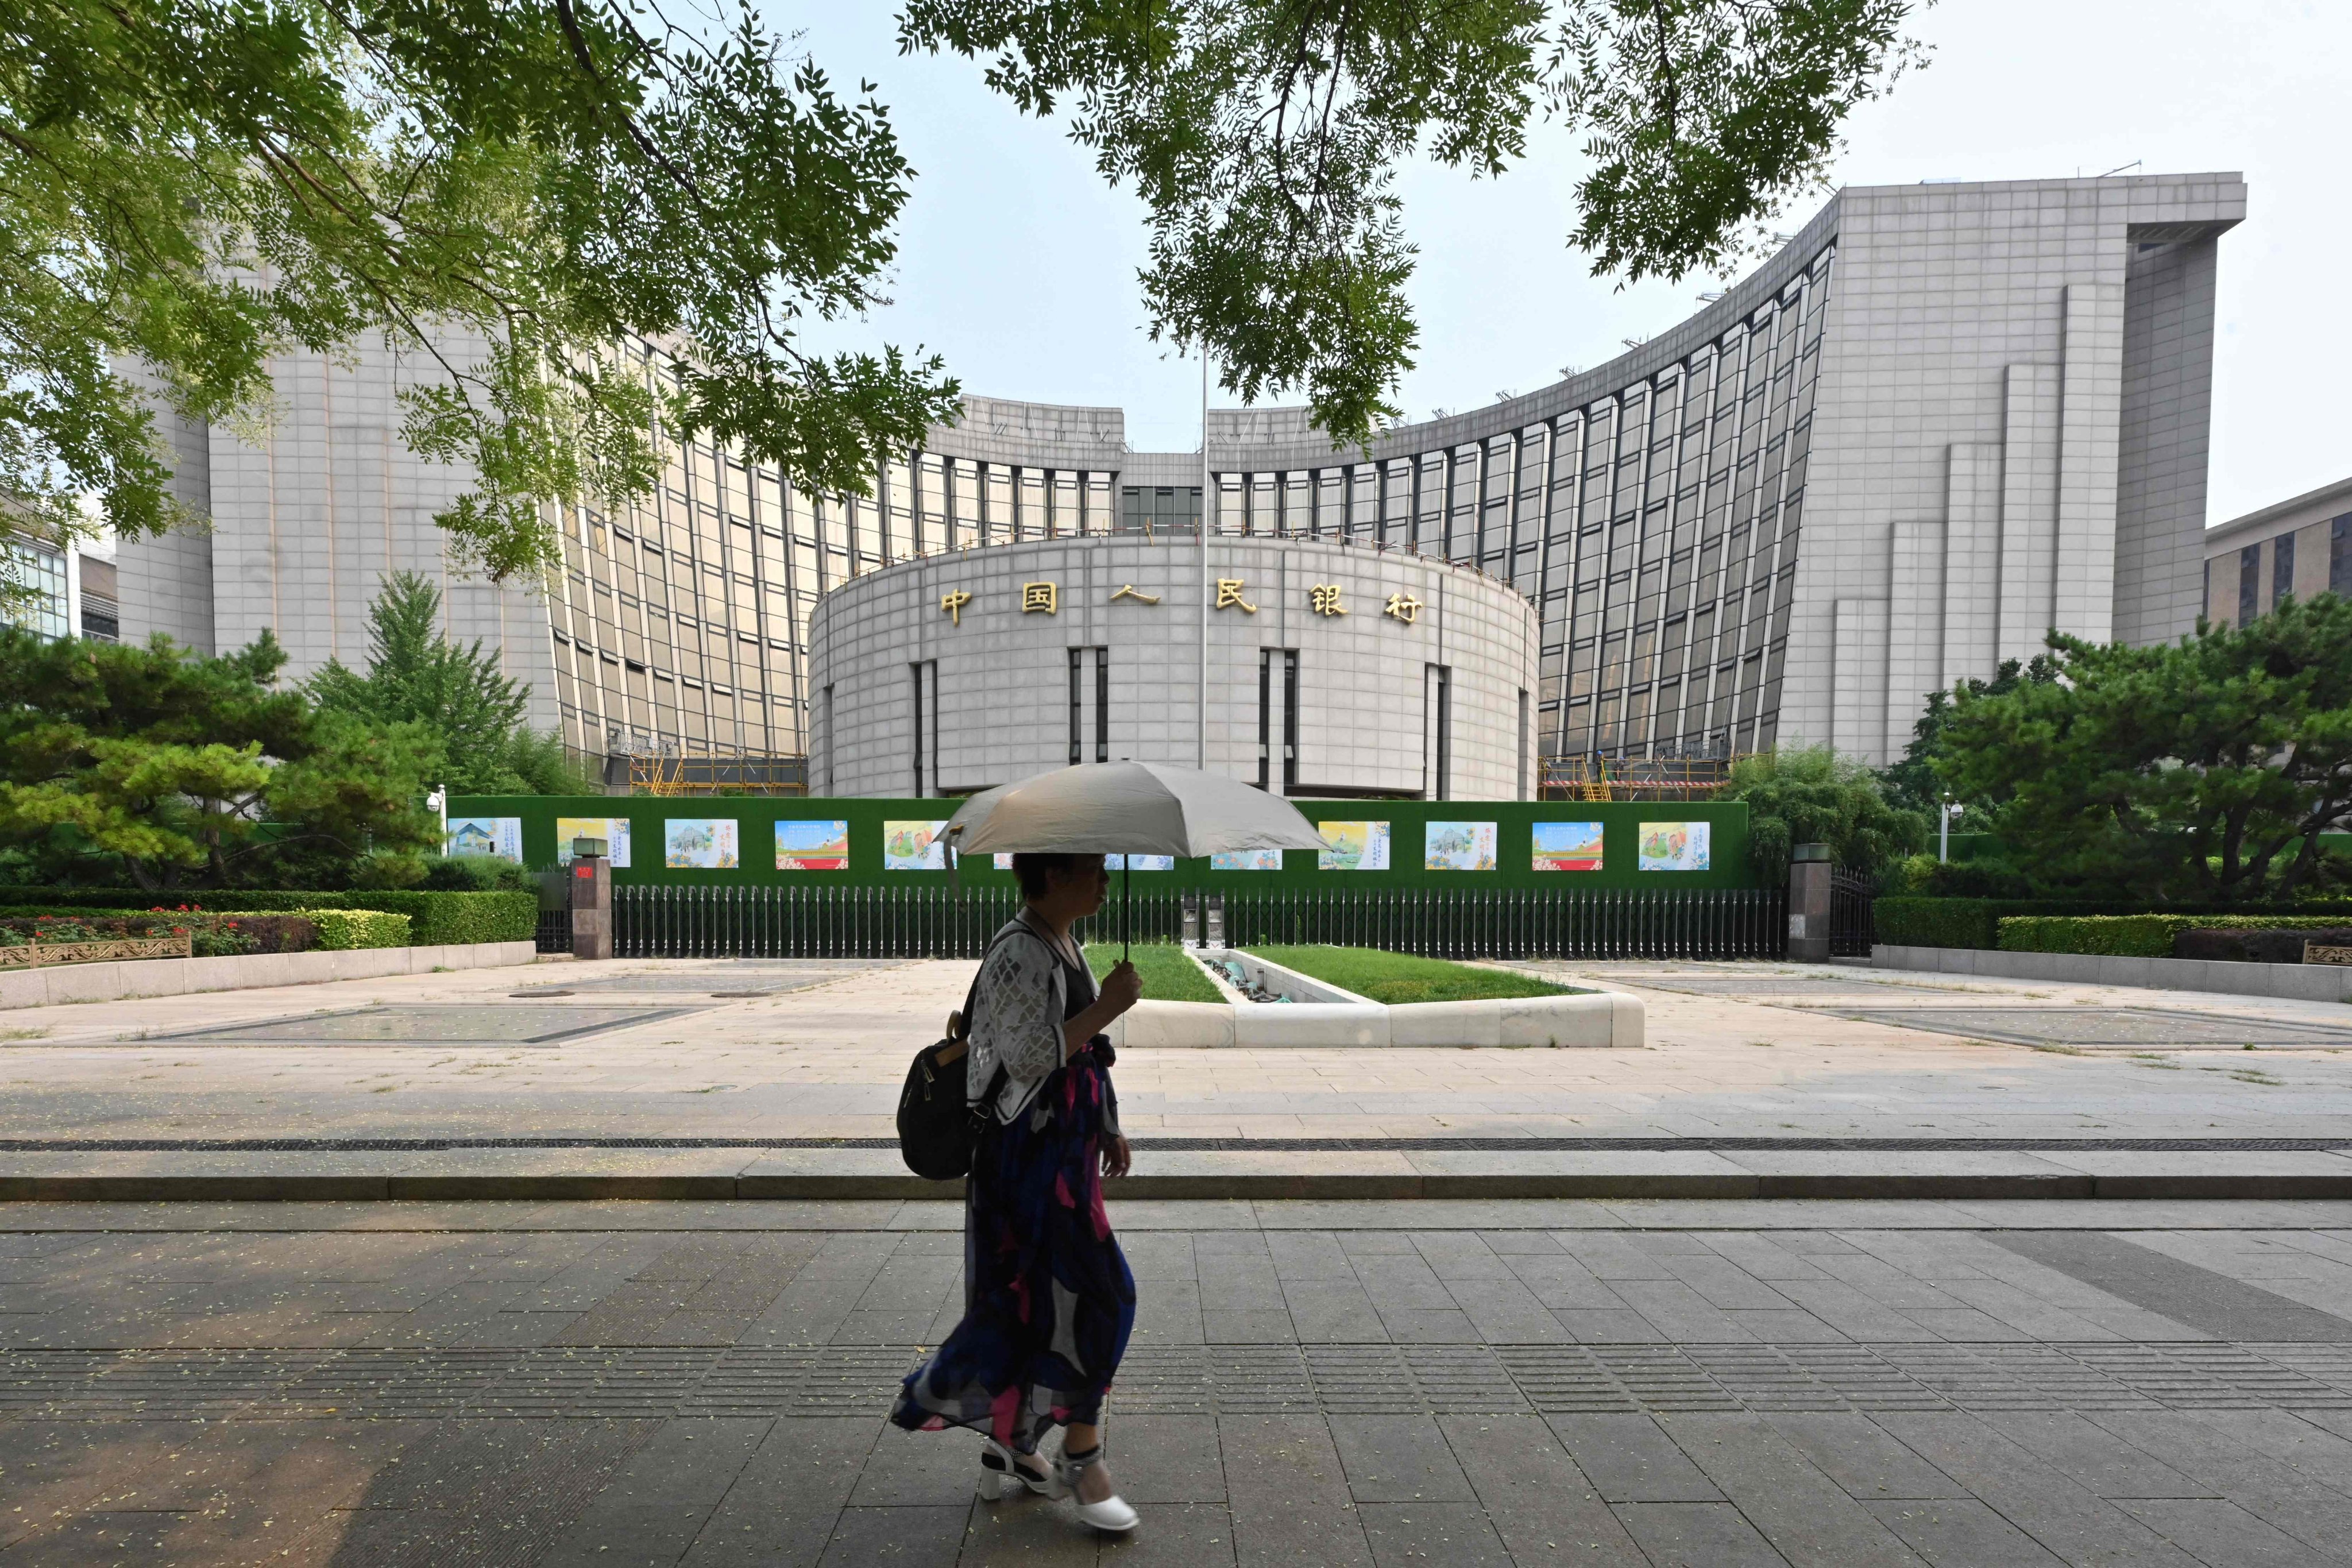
7;1172;2352;1202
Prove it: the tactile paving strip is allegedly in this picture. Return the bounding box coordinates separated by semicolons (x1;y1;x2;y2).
7;1339;2351;1421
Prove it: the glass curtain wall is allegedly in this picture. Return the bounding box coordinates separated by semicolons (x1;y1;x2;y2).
1204;245;1832;760
546;342;1116;764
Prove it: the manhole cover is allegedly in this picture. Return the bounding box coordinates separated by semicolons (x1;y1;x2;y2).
1833;1006;2352;1049
708;991;772;999
138;1003;706;1046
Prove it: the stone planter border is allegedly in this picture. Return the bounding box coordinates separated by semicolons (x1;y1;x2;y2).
1;940;544;1010
1103;948;1644;1048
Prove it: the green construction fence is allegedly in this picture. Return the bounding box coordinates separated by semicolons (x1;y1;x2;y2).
445;794;1758;892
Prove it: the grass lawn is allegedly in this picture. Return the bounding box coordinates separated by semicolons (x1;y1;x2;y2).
1246;945;1577;1005
1085;941;1225;1005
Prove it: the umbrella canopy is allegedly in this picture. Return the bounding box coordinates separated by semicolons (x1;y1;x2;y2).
944;762;1328;859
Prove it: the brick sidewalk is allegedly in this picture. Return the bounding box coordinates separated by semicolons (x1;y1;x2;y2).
6;1199;2352;1564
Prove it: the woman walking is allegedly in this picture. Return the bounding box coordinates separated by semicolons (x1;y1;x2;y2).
891;852;1144;1533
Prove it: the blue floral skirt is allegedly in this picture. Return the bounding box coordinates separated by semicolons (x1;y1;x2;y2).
890;1049;1134;1453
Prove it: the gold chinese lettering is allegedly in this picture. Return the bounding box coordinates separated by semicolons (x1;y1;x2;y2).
1021;581;1059;615
1214;578;1257;614
1308;584;1347;617
1110;584;1162;605
939;589;972;625
1383;592;1423;625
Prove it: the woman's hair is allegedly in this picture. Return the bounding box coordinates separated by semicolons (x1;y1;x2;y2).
1011;852;1099;902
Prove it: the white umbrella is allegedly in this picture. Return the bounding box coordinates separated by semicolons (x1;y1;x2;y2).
943;762;1330;956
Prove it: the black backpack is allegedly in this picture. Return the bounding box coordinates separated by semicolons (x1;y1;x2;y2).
896;933;1013;1180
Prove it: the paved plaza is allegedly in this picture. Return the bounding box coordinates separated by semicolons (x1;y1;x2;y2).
7;955;2352;1561
3;955;2352;1194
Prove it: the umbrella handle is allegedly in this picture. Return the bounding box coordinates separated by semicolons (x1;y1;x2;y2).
1122;861;1131;961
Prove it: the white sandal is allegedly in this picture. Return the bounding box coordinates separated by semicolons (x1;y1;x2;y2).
1056;1442;1138;1533
979;1439;1063;1501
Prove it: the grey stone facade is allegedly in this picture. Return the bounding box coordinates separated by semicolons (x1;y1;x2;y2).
112;172;2243;774
2201;474;2352;628
810;538;1537;800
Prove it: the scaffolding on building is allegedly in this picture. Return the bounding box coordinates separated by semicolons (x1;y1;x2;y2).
622;750;809;797
1539;754;1742;802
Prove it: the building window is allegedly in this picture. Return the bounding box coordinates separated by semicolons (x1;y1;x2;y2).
909;660;937;796
2274;532;2296;611
1427;664;1453;801
2333;514;2350;597
1068;647;1108;765
1117;486;1201;536
2;540;69;641
2239;544;2260;625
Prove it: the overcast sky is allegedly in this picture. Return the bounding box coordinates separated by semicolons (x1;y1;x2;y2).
786;1;2345;523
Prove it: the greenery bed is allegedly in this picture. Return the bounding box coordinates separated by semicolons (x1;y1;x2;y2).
0;911;320;958
1999;913;2352;959
0;889;535;946
1085;941;1225;1006
1244;946;1575;1005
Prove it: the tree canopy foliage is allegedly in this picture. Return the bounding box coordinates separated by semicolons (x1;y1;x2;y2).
1722;743;1926;882
7;0;1922;587
1879;654;2062;818
0;625;440;889
1930;598;2352;905
900;0;1924;443
309;573;593;794
4;0;960;582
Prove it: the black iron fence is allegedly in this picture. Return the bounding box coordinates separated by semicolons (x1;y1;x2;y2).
611;885;1785;962
1829;869;1876;957
534;908;573;954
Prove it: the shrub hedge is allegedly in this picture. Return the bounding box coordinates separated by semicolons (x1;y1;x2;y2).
305;909;412;950
0;889;535;945
1879;897;2352;952
0;912;322;956
2177;926;2352;963
1873;898;2116;951
1999;912;2352;959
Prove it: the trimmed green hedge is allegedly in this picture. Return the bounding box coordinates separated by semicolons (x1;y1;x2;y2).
304;909;412;950
0;889;535;945
1999;913;2352;958
1874;898;2111;951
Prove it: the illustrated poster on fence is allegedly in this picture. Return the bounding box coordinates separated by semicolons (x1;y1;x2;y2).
1532;821;1605;873
994;853;1014;871
1210;848;1283;871
883;820;949;871
555;817;631;868
665;818;739;869
774;820;850;871
1104;854;1175;871
1423;821;1498;872
1317;820;1391;871
445;816;522;861
1637;821;1711;872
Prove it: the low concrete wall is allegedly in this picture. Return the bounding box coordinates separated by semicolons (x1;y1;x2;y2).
1873;944;2352;1003
0;940;543;1009
1107;988;1643;1049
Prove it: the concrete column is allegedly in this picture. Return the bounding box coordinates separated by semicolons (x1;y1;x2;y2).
1787;842;1833;963
570;851;613;961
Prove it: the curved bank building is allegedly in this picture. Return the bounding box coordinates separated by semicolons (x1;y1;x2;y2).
115;172;2243;797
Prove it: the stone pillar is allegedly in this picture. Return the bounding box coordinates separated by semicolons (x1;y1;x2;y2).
1787;842;1833;963
569;847;613;961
